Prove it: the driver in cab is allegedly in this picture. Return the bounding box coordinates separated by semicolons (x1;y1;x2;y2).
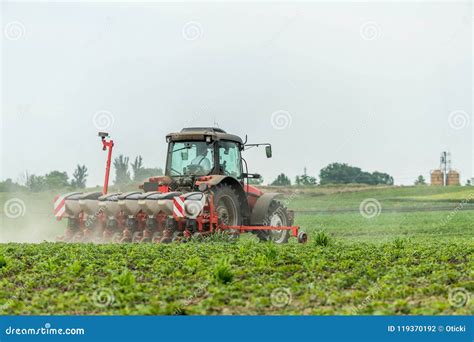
190;144;211;172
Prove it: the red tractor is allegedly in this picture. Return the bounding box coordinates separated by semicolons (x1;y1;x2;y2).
55;128;307;244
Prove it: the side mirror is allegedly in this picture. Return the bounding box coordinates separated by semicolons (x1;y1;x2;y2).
265;145;272;158
242;173;261;179
181;150;189;161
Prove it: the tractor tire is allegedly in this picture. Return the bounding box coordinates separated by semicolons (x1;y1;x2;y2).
258;201;290;244
212;184;242;227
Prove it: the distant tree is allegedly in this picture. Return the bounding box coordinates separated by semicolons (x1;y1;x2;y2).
114;155;131;185
357;171;374;185
136;168;163;182
466;179;472;186
414;175;426;186
44;171;69;189
319;163;393;185
271;173;291;186
295;168;317;186
371;171;394;186
131;155;163;182
320;163;361;185
295;174;317;186
26;174;46;192
71;165;88;189
0;179;26;192
300;174;317;185
23;171;70;191
131;156;144;181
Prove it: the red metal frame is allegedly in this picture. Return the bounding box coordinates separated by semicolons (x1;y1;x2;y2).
206;193;300;238
101;135;114;195
219;225;299;237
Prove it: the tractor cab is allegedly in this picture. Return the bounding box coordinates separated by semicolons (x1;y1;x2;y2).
165;127;248;182
164;127;271;184
165;129;243;179
159;127;272;196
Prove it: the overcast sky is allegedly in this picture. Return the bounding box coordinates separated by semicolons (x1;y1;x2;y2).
1;1;472;186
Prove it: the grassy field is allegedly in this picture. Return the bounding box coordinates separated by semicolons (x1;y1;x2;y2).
277;185;474;210
0;185;473;315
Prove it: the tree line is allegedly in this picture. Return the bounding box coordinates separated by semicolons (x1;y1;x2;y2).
0;155;162;192
269;163;394;187
0;166;88;192
113;155;163;185
1;160;470;192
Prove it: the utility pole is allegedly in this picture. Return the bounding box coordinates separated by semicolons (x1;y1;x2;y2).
440;151;451;187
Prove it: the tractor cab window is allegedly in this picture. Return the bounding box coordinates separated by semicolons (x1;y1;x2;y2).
168;142;214;176
218;141;242;178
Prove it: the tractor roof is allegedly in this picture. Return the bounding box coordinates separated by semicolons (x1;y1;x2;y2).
166;127;243;144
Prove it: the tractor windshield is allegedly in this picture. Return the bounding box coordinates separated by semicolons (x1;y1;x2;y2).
218;141;242;178
167;141;214;176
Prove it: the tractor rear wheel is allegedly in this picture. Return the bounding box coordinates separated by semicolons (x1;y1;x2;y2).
213;184;242;227
259;201;290;244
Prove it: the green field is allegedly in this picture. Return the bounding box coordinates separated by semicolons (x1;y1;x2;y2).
0;185;473;315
